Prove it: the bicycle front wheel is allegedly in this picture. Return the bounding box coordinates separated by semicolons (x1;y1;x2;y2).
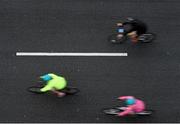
27;86;44;94
103;108;121;115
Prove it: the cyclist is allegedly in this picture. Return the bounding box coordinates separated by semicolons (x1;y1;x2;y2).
117;96;145;116
116;18;148;43
40;73;67;97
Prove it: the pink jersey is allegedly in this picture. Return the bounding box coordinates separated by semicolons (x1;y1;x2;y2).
118;96;145;116
130;99;145;112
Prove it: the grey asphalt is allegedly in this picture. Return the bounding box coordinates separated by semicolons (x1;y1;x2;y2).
0;0;180;122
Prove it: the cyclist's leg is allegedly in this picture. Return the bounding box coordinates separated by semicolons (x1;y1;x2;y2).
128;31;138;43
51;88;66;97
53;81;67;97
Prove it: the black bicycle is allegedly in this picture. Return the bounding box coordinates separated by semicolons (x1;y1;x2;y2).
103;107;153;116
108;33;155;44
28;86;80;95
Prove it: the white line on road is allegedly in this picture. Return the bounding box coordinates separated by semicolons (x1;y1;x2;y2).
16;52;128;57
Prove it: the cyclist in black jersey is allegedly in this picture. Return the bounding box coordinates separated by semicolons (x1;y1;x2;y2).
116;18;148;43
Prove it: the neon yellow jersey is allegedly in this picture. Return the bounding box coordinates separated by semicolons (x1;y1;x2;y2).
40;73;67;92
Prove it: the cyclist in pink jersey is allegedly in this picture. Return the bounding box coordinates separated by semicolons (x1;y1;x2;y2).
118;96;145;116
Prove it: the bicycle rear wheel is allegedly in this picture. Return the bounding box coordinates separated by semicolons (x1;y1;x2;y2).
139;33;155;43
136;110;153;116
61;87;80;95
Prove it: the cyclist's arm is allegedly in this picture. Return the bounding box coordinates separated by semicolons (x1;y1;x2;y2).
127;31;137;36
40;83;54;92
118;107;133;116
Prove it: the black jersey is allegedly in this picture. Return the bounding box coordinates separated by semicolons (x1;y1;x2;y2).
122;19;147;35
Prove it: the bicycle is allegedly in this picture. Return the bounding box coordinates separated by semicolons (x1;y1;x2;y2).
103;106;153;116
108;33;155;44
108;24;156;43
27;85;80;96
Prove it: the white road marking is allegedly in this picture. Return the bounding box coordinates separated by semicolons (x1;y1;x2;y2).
16;52;128;57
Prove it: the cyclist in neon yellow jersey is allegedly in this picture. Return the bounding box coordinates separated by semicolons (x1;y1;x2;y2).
40;73;67;97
